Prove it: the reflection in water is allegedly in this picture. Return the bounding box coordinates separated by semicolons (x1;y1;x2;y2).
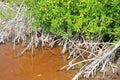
0;43;75;80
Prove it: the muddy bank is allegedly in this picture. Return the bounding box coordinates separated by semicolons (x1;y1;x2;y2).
0;43;76;80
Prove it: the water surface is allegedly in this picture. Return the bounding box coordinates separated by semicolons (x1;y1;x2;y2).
0;43;75;80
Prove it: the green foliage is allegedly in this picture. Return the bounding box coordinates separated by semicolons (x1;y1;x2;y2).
0;10;15;20
2;0;22;5
0;0;22;20
25;0;120;40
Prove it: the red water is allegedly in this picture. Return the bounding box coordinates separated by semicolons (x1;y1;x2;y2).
0;43;75;80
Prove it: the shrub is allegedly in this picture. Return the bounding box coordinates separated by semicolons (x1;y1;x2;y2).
25;0;120;41
0;0;23;20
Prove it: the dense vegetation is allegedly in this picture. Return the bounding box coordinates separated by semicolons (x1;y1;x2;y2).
0;0;22;20
1;1;120;80
25;0;120;41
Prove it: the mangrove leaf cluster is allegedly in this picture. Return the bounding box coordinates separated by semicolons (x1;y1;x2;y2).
25;0;120;41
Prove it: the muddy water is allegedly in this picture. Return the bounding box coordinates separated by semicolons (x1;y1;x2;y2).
0;43;75;80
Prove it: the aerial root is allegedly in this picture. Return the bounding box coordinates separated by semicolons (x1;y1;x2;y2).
60;41;120;80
